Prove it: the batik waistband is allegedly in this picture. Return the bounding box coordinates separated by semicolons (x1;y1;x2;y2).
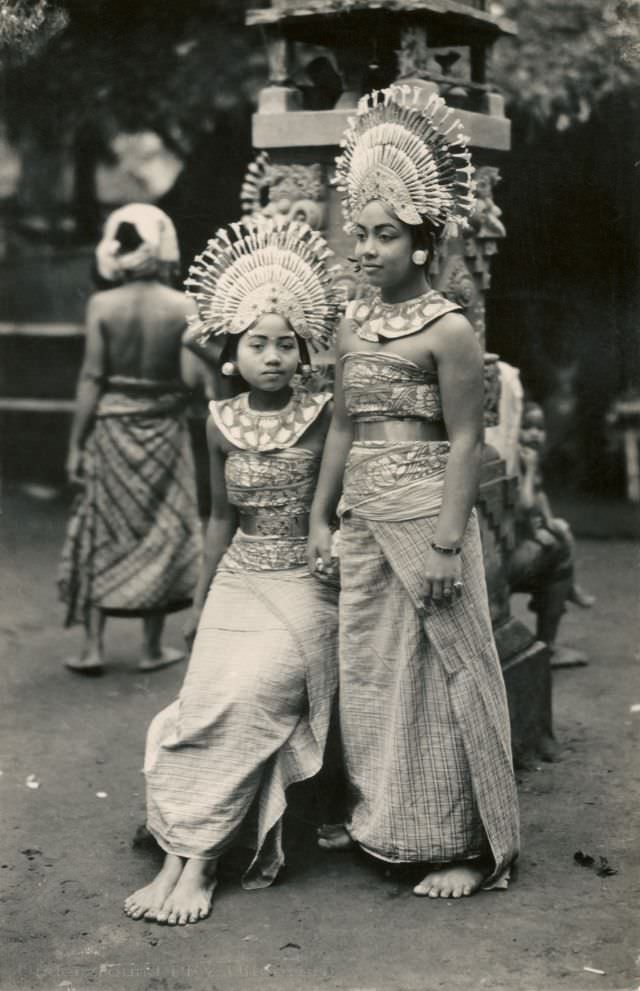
97;386;188;418
339;441;450;522
220;531;308;573
238;509;309;539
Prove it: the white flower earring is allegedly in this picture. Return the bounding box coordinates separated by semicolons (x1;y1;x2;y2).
221;361;237;377
411;249;428;266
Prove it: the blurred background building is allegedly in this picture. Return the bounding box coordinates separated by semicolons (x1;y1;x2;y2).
0;0;639;501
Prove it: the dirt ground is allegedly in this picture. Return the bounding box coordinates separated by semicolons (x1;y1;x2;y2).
0;488;638;991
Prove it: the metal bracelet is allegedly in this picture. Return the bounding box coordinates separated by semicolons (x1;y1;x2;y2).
430;541;462;556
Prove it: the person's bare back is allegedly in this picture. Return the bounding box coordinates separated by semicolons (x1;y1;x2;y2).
92;281;196;383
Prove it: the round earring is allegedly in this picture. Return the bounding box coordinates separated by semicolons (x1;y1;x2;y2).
411;249;428;266
221;361;237;377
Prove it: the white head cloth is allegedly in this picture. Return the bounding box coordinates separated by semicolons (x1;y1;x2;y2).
95;203;180;282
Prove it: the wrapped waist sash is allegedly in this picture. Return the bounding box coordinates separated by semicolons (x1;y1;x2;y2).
97;385;188;419
339;441;450;522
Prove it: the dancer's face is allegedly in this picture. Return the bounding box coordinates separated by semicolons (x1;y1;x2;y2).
353;200;420;296
236;314;299;392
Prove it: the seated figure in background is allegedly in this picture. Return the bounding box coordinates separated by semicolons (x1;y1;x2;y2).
509;401;595;667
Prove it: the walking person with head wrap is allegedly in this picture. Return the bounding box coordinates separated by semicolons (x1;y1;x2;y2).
124;218;340;926
308;86;520;897
59;204;202;674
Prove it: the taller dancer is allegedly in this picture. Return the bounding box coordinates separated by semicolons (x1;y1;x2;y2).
125;218;340;926
308;86;520;898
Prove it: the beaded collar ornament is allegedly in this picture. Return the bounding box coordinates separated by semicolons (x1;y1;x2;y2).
347;287;461;342
210;389;331;452
335;85;475;237
185;217;340;352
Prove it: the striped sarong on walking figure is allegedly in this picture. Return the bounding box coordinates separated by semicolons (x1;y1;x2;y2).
58;378;201;625
144;445;339;889
338;439;520;889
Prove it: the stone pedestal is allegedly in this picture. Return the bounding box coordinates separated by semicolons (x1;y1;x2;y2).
245;0;552;761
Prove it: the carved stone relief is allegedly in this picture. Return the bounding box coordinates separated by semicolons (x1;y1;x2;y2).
240;152;328;230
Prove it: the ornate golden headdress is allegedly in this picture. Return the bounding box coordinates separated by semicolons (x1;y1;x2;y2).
335;85;475;237
185;217;340;351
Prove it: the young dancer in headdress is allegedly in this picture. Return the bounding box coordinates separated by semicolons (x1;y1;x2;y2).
125;218;340;925
59;204;202;674
308;86;520;897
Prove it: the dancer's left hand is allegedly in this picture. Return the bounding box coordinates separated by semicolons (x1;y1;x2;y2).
423;547;463;605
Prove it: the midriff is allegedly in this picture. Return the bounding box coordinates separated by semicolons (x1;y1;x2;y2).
353;419;447;443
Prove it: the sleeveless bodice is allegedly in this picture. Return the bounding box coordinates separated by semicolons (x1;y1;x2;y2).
225;449;318;516
222;449;319;570
342;352;443;423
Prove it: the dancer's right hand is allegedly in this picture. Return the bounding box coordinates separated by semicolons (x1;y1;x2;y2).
307;521;333;576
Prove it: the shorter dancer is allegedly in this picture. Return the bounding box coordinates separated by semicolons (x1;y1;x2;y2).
124;218;340;925
510;400;595;667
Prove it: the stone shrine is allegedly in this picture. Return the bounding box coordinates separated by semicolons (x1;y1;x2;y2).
245;0;551;763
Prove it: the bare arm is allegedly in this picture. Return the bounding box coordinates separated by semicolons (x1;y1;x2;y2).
432;314;485;547
67;296;106;483
191;418;237;614
181;316;234;400
423;315;484;601
308;322;354;568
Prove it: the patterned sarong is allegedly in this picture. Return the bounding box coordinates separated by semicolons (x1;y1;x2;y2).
58;386;202;625
144;557;338;888
339;442;520;889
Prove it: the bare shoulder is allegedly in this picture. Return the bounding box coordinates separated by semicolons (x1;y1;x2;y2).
160;285;197;316
427;311;480;360
206;411;226;452
336;315;360;356
86;289;114;313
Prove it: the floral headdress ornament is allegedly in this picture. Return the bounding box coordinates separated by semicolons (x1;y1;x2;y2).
335;85;475;238
185;217;340;352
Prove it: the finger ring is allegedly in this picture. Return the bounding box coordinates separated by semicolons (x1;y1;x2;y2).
453;580;464;590
315;557;324;571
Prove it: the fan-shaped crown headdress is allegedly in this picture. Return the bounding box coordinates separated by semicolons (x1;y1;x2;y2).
185;217;340;351
335;85;475;237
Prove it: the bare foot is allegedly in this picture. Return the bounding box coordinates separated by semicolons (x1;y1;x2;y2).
568;585;595;609
551;644;588;669
64;648;104;676
124;853;184;920
155;858;218;925
317;824;355;851
138;647;185;672
413;863;485;899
